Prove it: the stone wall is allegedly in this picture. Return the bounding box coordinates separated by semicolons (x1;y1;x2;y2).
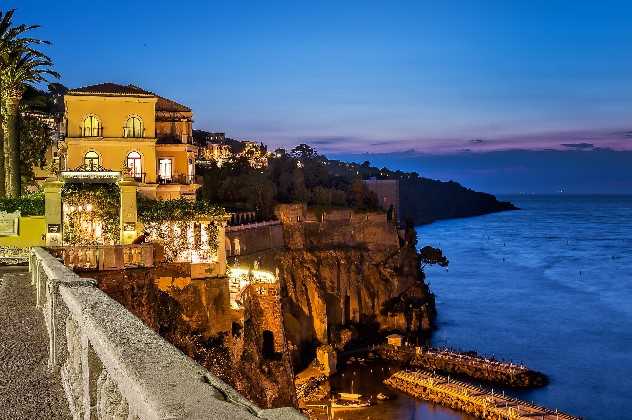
226;222;284;257
28;247;302;419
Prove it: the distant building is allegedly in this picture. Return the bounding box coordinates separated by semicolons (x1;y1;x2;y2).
208;132;225;143
363;178;400;223
237;140;268;168
199;143;232;166
386;334;403;347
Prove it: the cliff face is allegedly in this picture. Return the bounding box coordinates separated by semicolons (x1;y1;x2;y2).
274;205;436;369
93;266;296;409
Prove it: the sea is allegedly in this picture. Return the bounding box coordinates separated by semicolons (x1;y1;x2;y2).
421;195;632;420
332;195;632;420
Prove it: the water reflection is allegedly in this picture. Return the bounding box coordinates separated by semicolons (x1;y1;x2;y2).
321;360;473;420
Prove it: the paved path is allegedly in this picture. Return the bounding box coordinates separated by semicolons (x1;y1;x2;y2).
0;267;70;420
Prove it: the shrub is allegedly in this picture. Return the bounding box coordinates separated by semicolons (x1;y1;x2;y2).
0;192;45;216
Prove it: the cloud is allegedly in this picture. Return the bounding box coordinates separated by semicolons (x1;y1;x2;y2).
470;139;486;144
307;136;353;146
560;142;594;150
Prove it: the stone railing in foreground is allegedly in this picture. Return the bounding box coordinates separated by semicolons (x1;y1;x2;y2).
47;244;154;271
29;247;303;420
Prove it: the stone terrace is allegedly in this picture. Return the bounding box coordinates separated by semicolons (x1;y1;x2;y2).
0;267;71;420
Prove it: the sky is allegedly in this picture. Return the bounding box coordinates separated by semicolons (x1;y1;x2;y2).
7;0;632;193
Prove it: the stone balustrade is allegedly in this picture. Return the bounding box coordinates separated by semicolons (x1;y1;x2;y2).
47;244;154;271
29;247;303;420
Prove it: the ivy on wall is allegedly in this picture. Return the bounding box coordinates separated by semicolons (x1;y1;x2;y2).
0;192;45;216
137;196;226;263
62;183;120;245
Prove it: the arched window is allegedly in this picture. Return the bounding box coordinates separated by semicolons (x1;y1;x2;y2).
83;115;101;137
126;151;142;180
124;116;143;138
84;151;100;170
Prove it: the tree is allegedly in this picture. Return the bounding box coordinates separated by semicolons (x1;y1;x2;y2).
1;50;58;196
0;9;58;197
419;246;449;269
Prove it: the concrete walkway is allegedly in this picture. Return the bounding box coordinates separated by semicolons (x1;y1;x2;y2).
0;267;70;420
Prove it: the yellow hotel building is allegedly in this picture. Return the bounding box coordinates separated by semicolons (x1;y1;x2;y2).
62;83;199;200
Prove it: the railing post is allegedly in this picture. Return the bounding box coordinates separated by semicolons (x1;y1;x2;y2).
47;278;58;370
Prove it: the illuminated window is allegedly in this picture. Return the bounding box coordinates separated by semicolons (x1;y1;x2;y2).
159;158;172;180
83;115;101;137
188;158;194;179
127;151;142;179
124;116;143;138
84;151;100;170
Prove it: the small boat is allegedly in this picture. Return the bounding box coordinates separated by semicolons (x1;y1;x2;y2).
376;392;394;401
330;393;374;409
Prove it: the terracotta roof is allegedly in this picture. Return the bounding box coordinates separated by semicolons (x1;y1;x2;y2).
67;83;155;96
156;96;191;113
68;82;192;112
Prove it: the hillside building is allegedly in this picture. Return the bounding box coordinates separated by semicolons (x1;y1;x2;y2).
363;178;400;223
60;83;199;200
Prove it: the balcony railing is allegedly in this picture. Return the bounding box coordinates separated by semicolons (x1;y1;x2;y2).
158;174;197;185
80;126;103;137
131;172;146;183
123;127;146;138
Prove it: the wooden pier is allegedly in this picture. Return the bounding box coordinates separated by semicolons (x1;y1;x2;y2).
385;370;580;420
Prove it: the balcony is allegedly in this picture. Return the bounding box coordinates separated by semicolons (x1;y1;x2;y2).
123;127;146;138
132;172;146;183
80;126;103;137
157;174;197;185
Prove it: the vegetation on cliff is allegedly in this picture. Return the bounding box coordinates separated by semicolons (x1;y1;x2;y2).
196;144;382;218
196;142;516;225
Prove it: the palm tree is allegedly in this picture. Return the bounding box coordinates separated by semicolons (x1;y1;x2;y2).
0;9;58;197
1;49;58;196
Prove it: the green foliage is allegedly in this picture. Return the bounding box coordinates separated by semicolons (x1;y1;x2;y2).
137;196;227;223
0;191;43;215
419;246;449;268
137;197;226;262
62;183;120;245
197;143;381;215
19;112;54;188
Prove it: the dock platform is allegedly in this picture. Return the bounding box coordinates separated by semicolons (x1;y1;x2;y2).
385;370;580;420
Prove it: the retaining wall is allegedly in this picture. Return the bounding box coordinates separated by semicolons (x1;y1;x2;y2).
0;215;46;247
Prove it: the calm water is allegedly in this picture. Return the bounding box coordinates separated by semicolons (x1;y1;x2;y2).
418;195;632;420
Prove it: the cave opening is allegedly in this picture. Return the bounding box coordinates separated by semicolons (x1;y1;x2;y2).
262;330;275;359
344;294;351;324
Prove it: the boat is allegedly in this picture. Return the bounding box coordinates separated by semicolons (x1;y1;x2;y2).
376;392;394;401
330;393;374;409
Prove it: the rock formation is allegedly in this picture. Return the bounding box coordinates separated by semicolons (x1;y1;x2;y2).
274;205;436;369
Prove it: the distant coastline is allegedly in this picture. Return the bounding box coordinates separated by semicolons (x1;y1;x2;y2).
399;176;518;226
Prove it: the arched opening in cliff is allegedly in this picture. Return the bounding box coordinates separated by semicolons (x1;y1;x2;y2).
262;330;275;359
344;294;351;324
325;293;342;326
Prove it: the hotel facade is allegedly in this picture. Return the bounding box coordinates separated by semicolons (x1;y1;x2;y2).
60;83;199;200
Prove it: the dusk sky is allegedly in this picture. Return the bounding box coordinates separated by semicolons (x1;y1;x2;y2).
10;0;632;193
